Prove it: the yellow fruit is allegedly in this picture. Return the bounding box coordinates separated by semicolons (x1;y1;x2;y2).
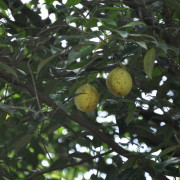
106;67;132;96
74;84;99;112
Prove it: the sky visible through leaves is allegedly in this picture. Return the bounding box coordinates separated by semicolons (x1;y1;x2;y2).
0;0;179;179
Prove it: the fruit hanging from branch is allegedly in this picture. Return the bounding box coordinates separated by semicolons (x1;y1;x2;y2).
74;84;99;112
106;66;132;97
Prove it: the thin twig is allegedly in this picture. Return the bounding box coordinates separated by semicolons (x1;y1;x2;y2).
27;59;43;116
0;93;16;102
27;59;54;167
39;136;54;165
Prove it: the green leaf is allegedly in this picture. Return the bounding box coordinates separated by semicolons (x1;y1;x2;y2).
97;18;117;26
135;125;154;134
65;0;81;7
117;168;146;180
123;21;145;28
68;45;94;61
152;66;164;77
50;45;62;54
157;43;179;55
98;7;126;11
125;113;134;125
161;157;180;166
159;125;174;145
119;157;138;171
83;18;98;28
113;30;129;38
36;52;61;78
55;35;85;45
0;62;18;78
106;166;120;180
160;145;180;157
143;48;156;78
150;143;164;153
66;16;79;23
157;43;168;53
129;34;157;43
0;0;8;9
136;41;147;50
13;4;24;15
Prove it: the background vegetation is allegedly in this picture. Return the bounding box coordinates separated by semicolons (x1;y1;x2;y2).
0;0;179;179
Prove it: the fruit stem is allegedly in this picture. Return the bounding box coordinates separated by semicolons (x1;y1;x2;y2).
118;62;127;70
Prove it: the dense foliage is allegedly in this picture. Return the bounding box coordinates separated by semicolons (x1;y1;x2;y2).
0;0;180;179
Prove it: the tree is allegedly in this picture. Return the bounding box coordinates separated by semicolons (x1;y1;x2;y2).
0;0;179;179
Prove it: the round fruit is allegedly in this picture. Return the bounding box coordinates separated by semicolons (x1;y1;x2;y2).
74;84;99;112
106;67;132;96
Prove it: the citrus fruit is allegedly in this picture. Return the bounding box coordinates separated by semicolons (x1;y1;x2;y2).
74;84;99;112
106;67;132;96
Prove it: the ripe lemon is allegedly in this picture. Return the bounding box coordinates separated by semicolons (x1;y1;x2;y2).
74;84;99;112
106;67;132;96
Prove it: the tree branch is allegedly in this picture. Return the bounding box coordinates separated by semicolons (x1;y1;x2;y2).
122;0;179;48
23;150;114;180
3;0;48;27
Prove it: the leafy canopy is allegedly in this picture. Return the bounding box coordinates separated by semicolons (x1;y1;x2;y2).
0;0;179;179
